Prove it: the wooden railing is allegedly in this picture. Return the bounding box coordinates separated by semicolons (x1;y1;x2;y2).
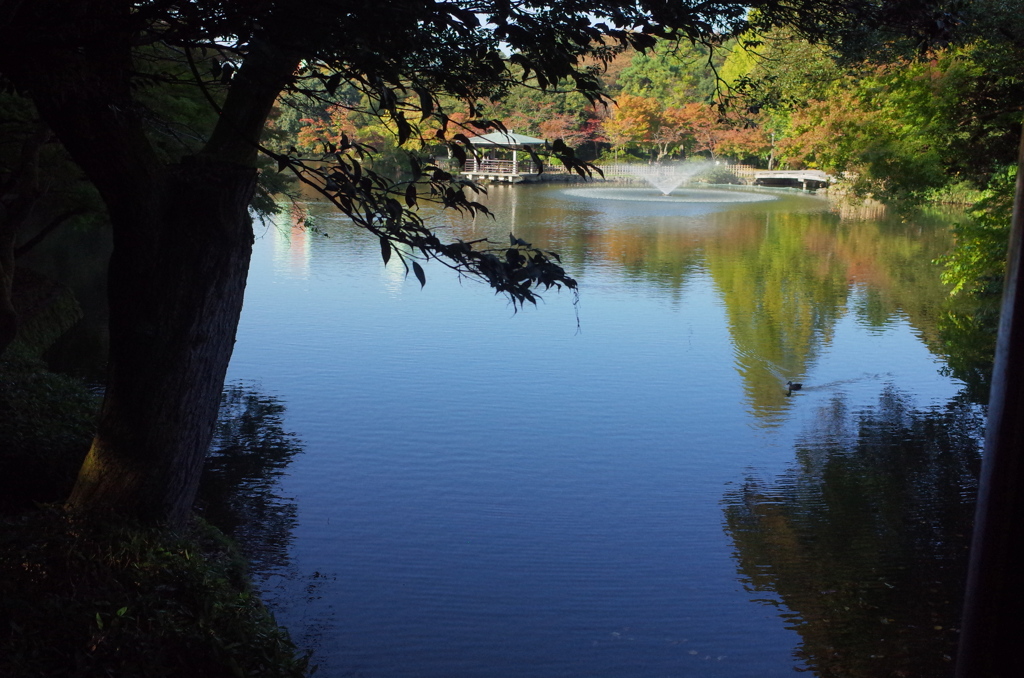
458;159;764;180
464;157;541;174
593;163;759;179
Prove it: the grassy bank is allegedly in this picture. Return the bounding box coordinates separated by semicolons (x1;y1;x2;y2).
0;354;310;677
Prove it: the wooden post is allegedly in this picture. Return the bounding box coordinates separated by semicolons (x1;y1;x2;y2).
955;125;1024;678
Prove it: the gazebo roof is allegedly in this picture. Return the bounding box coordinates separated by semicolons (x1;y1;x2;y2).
468;131;546;147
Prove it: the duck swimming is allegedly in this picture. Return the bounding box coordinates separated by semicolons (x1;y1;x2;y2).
786;381;803;394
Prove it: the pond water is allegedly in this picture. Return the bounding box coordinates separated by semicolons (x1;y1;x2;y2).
214;183;982;677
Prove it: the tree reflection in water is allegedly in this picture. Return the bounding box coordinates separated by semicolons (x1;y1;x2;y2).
198;382;303;575
724;387;983;677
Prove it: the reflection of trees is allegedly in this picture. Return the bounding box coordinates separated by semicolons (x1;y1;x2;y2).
724;387;982;677
703;211;952;421
705;211;848;419
829;210;952;345
440;198;708;297
336;189;974;419
935;295;999;405
198;382;303;573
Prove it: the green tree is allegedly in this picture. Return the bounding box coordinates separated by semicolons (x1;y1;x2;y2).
934;165;1018;401
615;40;723;105
772;51;1001;199
728;24;1024;199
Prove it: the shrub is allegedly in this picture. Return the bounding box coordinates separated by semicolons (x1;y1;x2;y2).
694;166;742;184
0;354;97;512
0;508;311;677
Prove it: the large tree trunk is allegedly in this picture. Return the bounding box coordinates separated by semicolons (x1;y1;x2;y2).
0;0;299;524
67;158;256;524
62;34;297;525
0;225;15;353
955;126;1024;678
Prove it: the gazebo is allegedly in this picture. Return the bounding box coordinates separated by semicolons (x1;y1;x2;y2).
463;131;546;182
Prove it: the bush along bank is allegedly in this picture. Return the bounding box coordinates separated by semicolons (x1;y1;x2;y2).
0;356;311;677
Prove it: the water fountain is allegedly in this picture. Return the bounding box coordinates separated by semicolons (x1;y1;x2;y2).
560;159;787;207
628;160;712;195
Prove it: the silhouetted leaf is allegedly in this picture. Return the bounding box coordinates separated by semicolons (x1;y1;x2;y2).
451;143;467;166
380;237;391;265
412;261;426;288
415;87;433;120
396;114;411;146
325;72;342;94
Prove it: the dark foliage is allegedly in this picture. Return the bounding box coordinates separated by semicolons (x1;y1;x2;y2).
0;355;96;512
0;508;309;677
